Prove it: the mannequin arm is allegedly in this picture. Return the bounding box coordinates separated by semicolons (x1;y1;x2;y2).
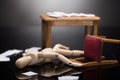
56;53;84;67
54;49;84;56
53;44;84;56
53;44;70;50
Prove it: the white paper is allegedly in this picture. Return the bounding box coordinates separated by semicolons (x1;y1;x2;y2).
0;49;22;57
25;47;41;52
47;11;67;18
0;49;22;62
0;56;10;61
47;11;95;18
58;76;79;80
22;71;38;76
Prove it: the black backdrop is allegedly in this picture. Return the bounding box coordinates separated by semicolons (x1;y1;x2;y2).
0;0;120;53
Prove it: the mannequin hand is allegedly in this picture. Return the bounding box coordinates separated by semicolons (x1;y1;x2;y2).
53;44;70;51
72;50;84;56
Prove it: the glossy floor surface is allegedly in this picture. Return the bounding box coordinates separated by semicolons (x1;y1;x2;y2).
0;60;120;80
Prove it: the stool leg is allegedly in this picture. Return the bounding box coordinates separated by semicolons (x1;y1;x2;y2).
85;26;91;35
93;21;98;36
45;22;52;48
42;20;47;48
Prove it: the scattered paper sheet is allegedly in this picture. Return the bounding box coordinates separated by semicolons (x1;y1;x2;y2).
47;11;95;18
0;49;23;57
22;71;38;76
58;76;79;80
25;47;41;52
0;49;22;62
0;56;10;61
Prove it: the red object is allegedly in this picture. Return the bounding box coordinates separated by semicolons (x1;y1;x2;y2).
84;35;102;62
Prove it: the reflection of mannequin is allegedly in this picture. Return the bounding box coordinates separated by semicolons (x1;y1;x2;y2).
38;63;81;77
16;62;82;80
16;44;84;69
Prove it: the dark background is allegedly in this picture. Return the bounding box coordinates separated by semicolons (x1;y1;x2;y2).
0;1;120;80
0;0;120;53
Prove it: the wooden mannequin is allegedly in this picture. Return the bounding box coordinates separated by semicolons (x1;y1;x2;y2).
15;44;84;69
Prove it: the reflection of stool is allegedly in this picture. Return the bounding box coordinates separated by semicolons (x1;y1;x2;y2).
83;70;100;80
70;35;120;67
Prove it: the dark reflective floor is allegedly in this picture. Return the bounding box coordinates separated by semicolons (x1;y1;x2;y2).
0;61;120;80
0;43;120;80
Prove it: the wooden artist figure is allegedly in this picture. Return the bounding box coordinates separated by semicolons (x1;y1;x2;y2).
16;44;84;69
